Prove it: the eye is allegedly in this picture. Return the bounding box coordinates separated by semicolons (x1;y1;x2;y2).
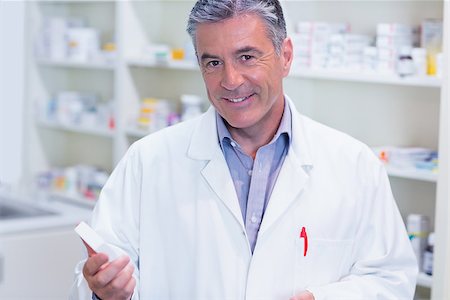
206;60;221;68
241;55;253;61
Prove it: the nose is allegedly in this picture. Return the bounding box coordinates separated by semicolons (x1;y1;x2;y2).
221;62;244;91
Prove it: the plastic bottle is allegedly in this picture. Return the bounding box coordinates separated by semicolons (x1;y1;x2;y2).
181;94;203;121
407;214;429;271
397;46;414;77
422;232;434;275
411;48;427;77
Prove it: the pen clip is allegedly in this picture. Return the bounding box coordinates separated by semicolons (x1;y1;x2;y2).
300;226;308;257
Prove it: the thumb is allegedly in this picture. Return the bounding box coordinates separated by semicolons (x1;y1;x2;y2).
81;239;97;257
290;290;315;300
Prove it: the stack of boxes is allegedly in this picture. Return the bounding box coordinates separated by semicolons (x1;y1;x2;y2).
375;23;418;75
327;34;372;71
291;20;443;77
291;22;350;70
35;17;115;63
36;17;85;60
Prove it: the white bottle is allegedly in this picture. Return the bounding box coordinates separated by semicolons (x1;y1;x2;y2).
407;214;429;271
411;48;427;77
397;46;414;77
181;94;203;122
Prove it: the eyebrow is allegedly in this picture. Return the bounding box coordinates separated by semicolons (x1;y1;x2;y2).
200;53;220;62
235;46;263;56
200;46;263;62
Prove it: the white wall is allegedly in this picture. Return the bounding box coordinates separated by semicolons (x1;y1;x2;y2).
0;1;26;190
432;1;450;298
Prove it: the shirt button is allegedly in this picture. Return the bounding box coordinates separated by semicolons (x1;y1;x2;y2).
230;141;236;147
248;170;252;176
251;215;258;223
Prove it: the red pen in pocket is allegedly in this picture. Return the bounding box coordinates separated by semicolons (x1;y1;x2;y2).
300;226;308;256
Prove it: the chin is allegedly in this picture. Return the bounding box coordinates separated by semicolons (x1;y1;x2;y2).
226;118;256;129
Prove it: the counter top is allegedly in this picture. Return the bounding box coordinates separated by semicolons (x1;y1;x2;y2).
0;194;93;235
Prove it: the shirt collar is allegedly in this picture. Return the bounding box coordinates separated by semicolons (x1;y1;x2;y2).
216;98;292;150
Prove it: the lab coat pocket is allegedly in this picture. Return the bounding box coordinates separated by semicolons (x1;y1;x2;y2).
294;238;353;291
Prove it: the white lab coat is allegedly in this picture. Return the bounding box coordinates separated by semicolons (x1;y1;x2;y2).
71;96;417;300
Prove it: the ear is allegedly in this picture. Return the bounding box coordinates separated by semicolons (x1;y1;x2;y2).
281;37;294;77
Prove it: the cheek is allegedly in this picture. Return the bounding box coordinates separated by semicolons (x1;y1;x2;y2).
202;74;220;93
246;63;281;87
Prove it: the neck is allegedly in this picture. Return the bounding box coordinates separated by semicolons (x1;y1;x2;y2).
227;97;285;159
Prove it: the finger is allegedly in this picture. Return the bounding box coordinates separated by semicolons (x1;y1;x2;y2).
98;273;136;300
90;255;131;289
105;263;135;292
83;253;109;277
123;275;137;298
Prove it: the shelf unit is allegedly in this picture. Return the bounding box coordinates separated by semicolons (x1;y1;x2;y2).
385;165;438;183
24;1;449;299
36;58;115;70
37;119;115;138
127;58;199;71
290;69;442;88
47;191;97;209
25;0;117;208
418;272;433;289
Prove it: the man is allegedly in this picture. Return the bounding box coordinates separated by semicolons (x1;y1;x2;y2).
71;1;417;299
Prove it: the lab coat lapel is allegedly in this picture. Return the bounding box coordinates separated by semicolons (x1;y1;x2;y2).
201;153;244;228
258;150;309;236
259;96;314;236
188;107;245;228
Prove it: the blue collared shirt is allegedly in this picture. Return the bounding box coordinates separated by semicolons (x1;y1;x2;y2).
216;99;292;252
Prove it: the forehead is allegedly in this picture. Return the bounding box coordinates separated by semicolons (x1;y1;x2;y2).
195;13;273;54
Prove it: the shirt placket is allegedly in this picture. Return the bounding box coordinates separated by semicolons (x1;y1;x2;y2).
245;146;274;252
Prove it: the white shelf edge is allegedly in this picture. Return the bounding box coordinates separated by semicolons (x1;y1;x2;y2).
36;58;116;70
126;58;199;71
125;59;441;88
385;165;438;182
37;119;115;138
125;126;152;138
290;69;441;88
38;0;114;4
49;191;96;209
417;272;433;288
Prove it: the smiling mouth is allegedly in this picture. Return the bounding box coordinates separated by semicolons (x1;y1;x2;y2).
223;93;254;103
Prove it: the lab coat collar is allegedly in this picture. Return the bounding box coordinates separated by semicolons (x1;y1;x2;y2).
187;95;314;170
188;106;244;228
187;105;222;161
285;95;314;172
187;95;315;234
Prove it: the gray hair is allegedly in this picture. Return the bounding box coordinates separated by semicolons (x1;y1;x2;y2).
187;0;287;55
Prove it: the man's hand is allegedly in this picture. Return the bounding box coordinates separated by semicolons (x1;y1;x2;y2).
82;241;136;300
290;290;315;300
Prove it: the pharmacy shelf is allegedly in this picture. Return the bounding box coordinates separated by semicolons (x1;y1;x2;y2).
37;119;115;138
127;58;199;71
417;272;433;288
26;2;449;298
36;58;115;70
385;165;438;182
49;191;96;209
290;69;442;88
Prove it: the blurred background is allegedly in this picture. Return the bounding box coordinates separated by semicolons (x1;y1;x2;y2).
0;1;449;299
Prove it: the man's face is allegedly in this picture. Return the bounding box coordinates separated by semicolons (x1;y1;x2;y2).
195;13;293;132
